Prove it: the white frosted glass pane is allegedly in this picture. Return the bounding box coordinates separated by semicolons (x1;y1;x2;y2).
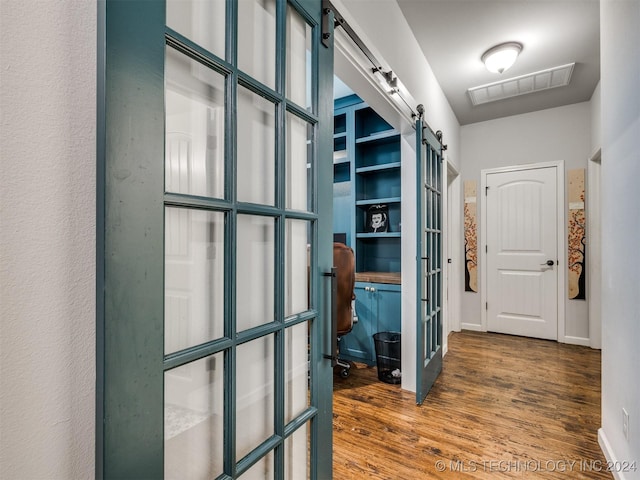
238;0;276;89
236;215;275;331
286;7;312;109
284;423;310;480
167;0;225;58
237;87;275;205
165;353;224;479
284;219;309;317
236;336;274;460
286;113;311;211
165;208;225;354
239;451;274;479
165;47;225;199
285;322;309;423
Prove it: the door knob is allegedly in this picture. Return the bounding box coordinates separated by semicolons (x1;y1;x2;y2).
540;260;555;266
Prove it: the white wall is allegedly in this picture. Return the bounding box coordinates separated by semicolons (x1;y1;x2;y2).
587;83;602;350
0;1;96;479
598;0;640;476
399;135;417;393
460;102;592;342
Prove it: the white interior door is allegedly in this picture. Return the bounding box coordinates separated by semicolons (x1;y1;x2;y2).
485;166;559;340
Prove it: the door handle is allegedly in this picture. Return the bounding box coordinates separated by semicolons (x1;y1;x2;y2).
421;256;430;303
323;268;338;367
540;260;555;266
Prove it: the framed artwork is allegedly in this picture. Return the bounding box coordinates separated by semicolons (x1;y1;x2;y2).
568;169;586;300
365;204;388;233
464;180;478;292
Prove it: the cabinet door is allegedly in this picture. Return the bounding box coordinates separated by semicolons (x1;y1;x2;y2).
373;284;402;334
339;283;374;363
339;282;401;365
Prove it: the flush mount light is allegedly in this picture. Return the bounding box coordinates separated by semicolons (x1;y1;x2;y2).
482;42;523;74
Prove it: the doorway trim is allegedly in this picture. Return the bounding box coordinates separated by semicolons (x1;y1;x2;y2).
587;148;602;349
480;160;566;342
444;159;461;354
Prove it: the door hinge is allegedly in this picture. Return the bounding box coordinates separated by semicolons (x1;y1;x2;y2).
485;186;489;195
485;302;488;310
485;245;488;253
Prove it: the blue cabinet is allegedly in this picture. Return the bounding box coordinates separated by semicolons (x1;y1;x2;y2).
339;281;401;365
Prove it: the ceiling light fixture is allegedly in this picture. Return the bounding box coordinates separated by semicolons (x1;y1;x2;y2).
482;42;523;74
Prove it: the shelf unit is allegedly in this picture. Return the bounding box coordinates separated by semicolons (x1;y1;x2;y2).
332;95;402;366
332;95;402;274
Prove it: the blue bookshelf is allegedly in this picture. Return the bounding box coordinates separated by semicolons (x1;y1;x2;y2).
332;96;402;274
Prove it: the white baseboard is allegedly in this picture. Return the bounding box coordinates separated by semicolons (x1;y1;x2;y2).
460;323;483;332
598;428;627;480
562;335;591;347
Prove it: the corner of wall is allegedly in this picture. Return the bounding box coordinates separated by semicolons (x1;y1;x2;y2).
599;0;640;473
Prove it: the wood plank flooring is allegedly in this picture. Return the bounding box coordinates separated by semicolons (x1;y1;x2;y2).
333;331;611;479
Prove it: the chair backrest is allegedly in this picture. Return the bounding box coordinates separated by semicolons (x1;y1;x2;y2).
333;242;355;335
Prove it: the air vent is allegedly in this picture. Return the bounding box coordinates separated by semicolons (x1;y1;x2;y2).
468;63;575;106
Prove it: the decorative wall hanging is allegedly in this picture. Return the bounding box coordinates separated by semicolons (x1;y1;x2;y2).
463;180;478;292
568;169;586;300
365;204;388;233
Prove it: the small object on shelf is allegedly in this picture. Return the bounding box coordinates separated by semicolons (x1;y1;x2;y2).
366;204;388;233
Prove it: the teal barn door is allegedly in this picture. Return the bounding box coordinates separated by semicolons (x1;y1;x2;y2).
98;0;335;477
415;118;444;405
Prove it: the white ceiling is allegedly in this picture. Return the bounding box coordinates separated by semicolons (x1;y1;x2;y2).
395;0;600;125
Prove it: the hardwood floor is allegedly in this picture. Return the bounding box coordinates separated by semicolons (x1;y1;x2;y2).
333;331;611;479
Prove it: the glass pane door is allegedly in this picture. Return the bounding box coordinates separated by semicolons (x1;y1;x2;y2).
99;0;334;478
415;119;443;405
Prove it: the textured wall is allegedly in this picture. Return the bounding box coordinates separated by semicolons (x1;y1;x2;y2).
0;1;96;478
599;0;640;475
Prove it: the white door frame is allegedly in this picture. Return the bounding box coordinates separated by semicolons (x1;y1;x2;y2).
445;159;461;346
587;149;602;349
480;160;566;342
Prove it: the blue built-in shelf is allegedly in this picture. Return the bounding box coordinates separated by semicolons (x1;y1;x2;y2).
332;95;402;275
355;162;401;175
356;232;402;239
355;197;401;206
355;129;398;144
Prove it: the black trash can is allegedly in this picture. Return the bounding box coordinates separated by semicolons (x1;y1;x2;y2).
373;332;401;384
